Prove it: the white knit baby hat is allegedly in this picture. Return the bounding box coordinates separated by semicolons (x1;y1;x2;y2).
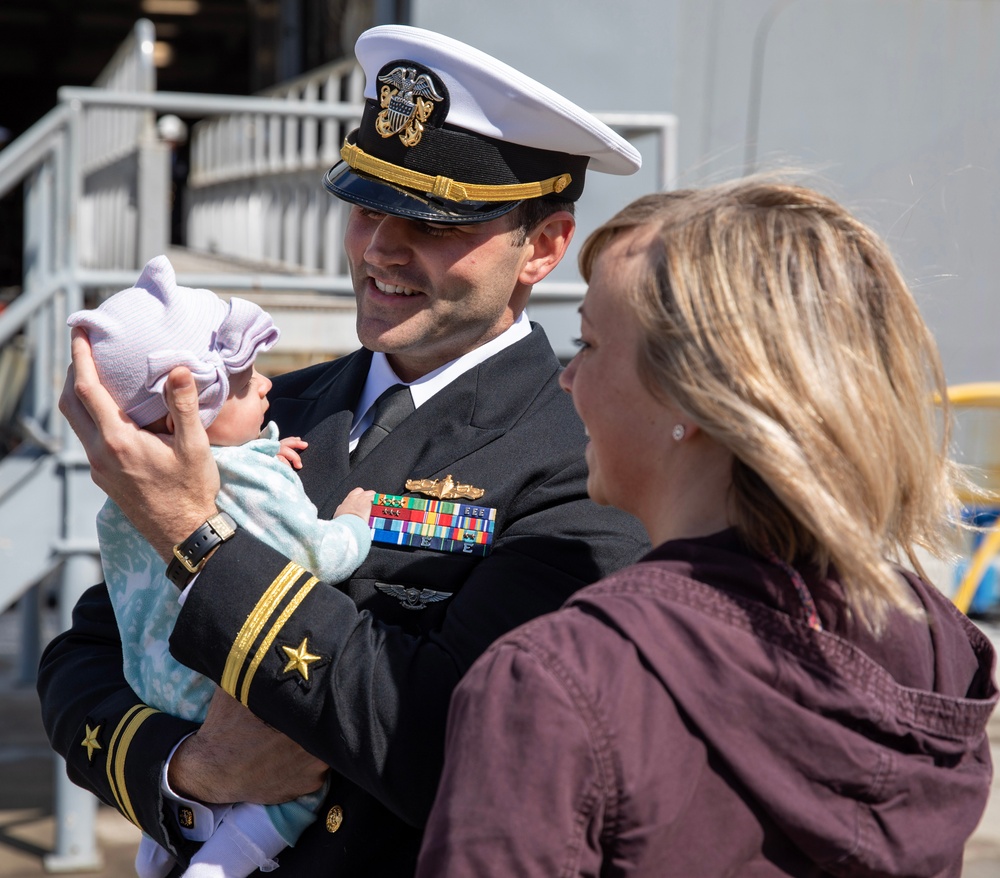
67;255;280;428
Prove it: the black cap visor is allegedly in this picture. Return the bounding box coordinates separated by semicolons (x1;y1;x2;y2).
323;161;522;224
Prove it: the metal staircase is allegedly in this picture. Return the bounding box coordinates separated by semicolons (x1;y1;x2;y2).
0;19;676;870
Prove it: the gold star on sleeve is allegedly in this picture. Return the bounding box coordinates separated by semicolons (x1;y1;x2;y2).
282;638;321;680
81;724;102;762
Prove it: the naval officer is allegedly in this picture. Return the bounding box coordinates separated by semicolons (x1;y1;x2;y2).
43;23;649;876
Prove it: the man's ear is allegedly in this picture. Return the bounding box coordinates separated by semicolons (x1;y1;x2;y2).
518;211;576;286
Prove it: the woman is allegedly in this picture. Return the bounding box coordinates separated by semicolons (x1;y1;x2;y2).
416;180;998;877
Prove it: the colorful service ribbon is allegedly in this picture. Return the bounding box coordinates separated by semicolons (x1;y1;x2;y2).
369;492;496;557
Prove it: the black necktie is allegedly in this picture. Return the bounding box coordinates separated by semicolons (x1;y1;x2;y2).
350;383;415;466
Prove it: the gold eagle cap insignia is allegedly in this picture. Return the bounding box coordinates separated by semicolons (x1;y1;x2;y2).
375;66;444;147
405;474;485;501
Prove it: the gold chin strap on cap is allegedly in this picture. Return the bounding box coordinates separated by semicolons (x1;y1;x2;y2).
341;140;572;203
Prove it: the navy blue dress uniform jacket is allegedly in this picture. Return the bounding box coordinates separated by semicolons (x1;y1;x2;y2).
37;324;649;876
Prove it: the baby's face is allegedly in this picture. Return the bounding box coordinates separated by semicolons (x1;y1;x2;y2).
206;366;272;446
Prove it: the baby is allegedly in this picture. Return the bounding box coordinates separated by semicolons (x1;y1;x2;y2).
68;255;373;878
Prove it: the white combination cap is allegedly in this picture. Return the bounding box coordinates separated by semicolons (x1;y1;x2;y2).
324;24;642;223
67;256;279;429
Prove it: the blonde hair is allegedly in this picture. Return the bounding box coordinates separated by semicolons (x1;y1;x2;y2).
580;178;966;632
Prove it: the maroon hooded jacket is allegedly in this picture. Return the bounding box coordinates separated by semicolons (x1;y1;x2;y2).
418;531;997;877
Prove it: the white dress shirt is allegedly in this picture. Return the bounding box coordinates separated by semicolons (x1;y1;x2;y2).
349;311;532;449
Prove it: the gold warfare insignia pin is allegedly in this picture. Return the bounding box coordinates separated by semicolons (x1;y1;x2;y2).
80;724;102;762
282;638;321;681
405;474;485;501
375;66;445;147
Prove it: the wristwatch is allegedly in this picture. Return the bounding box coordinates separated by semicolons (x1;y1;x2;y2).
165;512;238;588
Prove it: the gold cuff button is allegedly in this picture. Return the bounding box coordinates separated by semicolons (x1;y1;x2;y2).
325;805;344;833
178;807;195;829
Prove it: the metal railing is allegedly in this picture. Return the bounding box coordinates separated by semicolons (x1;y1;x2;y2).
0;21;159;871
184;60;678;282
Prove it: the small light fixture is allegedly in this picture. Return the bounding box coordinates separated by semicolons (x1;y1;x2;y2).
153;41;175;68
142;0;201;15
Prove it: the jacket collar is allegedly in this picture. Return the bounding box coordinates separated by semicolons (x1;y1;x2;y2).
291;323;560;514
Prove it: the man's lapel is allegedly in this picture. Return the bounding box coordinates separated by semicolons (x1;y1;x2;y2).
315;325;560;515
269;350;372;498
343;369;503;504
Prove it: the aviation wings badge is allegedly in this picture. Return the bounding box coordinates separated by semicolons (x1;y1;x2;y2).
375;583;452;611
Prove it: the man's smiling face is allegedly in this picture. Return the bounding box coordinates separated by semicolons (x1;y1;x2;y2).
345;206;531;381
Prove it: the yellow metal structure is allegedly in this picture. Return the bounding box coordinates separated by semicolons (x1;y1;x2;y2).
947;383;1000;614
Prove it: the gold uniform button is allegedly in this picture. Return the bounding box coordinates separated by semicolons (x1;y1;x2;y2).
325;805;344;833
178;807;195;829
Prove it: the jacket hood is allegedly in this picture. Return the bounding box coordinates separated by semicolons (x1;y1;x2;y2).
570;534;997;877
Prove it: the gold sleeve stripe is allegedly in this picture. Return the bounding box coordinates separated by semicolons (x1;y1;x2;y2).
239;575;319;705
105;705;144;818
221;562;306;697
106;705;159;827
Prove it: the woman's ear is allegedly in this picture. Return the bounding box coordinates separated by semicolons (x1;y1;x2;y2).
518;211;576;286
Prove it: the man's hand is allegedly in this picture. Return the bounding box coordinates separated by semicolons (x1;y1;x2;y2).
59;328;220;558
168;689;329;805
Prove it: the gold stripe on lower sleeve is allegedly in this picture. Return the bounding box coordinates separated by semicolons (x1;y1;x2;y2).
106;706;159;827
221;562;306;697
239;576;319;705
105;705;144;817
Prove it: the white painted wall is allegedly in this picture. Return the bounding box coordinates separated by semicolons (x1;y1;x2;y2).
412;0;1000;385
